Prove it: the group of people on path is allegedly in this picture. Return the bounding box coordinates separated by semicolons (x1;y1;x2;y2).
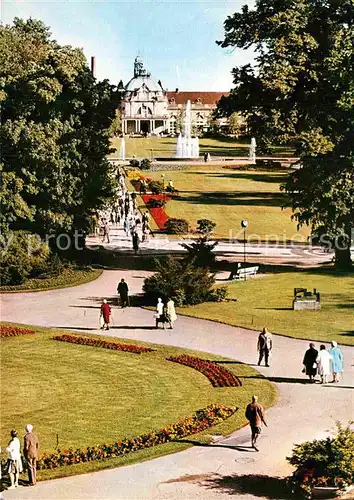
155;297;177;329
303;341;344;384
1;424;39;490
256;328;344;384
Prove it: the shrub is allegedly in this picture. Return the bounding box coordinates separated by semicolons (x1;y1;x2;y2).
197;219;216;236
140;158;152;170
287;422;354;493
165;218;189;234
148;180;163;194
147;198;166;208
0;231;50;285
208;286;228;302
143;257;215;306
129;159;140;169
181;236;218;268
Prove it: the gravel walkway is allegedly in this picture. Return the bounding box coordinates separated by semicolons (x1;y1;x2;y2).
1;269;353;500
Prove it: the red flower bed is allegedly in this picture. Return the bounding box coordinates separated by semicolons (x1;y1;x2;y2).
167;355;242;387
36;404;237;470
0;325;35;338
141;194;169;230
53;334;155;354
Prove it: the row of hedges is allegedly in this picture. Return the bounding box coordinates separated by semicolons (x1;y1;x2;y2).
0;325;35;338
167;355;242;387
37;404;237;469
53;334;155;354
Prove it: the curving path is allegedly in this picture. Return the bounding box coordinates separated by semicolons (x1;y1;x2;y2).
1;270;353;500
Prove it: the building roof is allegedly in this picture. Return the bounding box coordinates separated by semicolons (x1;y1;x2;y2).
125;76;162;93
166;91;229;106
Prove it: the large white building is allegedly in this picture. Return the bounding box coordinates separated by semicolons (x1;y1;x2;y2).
120;57;228;136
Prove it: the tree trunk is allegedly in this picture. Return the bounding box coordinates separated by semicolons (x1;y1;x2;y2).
335;245;352;271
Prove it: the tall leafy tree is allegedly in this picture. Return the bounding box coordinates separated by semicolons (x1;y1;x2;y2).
216;0;353;269
0;18;119;244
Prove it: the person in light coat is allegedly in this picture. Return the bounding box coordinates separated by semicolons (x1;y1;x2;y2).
166;298;177;329
6;430;22;489
155;297;165;329
316;344;333;384
329;341;344;383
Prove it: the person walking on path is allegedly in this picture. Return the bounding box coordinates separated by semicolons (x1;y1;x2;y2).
257;327;272;367
100;299;111;330
316;345;333;384
6;430;22;489
166;298;177;329
132;230;140;255
102;221;110;243
329;341;343;383
302;343;318;383
155;297;165;329
117;279;129;308
23;424;39;486
245;396;267;452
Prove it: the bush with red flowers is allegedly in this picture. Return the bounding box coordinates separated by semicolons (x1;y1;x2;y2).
167;355;242;387
36;404;237;470
53;334;155;354
0;324;35;338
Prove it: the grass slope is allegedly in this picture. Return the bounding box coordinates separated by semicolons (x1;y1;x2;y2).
147;166;309;241
0;325;276;480
180;269;354;345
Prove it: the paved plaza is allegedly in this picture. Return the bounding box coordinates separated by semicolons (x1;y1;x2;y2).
1;269;353;500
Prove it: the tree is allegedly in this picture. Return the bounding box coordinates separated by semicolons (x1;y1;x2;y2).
109;108;122;137
227;112;242;136
216;0;354;268
181;237;218;269
0;18;119;246
196;219;216;236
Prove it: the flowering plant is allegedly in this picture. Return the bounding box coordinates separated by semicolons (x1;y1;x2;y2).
36;404;237;470
0;324;35;338
167;355;242;387
53;334;155;354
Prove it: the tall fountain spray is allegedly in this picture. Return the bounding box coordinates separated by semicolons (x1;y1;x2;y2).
119;136;126;160
175;100;199;158
249;137;256;163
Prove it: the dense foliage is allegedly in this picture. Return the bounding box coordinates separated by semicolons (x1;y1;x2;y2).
143;257;216;306
196;219;216;236
165;218;189;234
0;18;118;243
181;236;218;268
216;0;354;268
287;422;354;493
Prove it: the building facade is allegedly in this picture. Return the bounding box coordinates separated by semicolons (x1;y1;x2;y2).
120;57;228;135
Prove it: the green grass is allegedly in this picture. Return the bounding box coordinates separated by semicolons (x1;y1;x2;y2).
146;166;309;241
0;324;276;481
109;136;294;159
0;268;103;292
179;269;354;345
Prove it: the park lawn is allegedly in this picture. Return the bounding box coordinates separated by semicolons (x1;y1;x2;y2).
109;136;294;159
0;325;276;481
147;166;309;241
179;269;354;346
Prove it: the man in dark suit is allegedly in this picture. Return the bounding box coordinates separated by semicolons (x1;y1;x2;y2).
117;278;129;307
24;424;39;485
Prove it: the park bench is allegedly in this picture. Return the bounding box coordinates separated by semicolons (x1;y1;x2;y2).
228;266;259;280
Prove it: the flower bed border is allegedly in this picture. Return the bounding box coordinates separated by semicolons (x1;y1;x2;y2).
0;325;35;338
37;404;237;470
53;334;155;354
167;355;242;387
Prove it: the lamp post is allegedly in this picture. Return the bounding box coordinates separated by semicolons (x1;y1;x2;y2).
241;220;248;267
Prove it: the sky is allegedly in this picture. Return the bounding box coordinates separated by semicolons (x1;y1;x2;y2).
2;0;255;91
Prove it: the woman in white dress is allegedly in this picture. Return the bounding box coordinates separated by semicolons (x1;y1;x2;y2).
166;298;177;329
155;297;165;329
316;344;333;384
6;429;22;489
